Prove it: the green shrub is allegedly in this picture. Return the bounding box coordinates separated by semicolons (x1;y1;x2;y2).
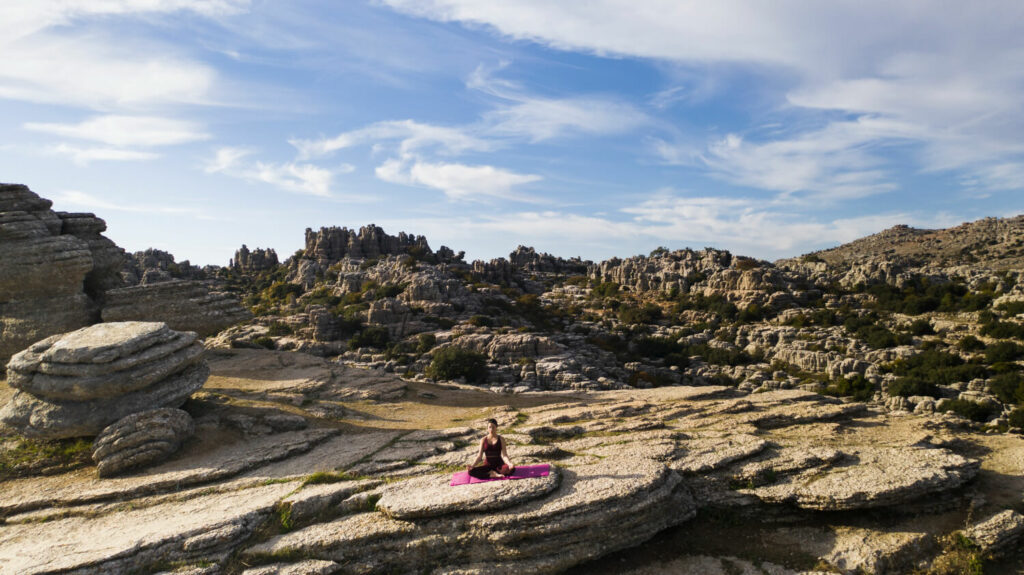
980;318;1024;339
468;315;495;327
348;326;390;350
959;335;986;352
673;293;738;320
266;322;293;337
591;282;620;298
888;377;940;398
252;336;275;350
427;347;488;383
618;303;663;325
416;333;437;354
996;300;1024;316
823;374;875;401
906;318;935;336
375;283;406;300
1009;407;1024;428
886;349;988;387
990;371;1024;405
984;341;1024;364
937;399;998;423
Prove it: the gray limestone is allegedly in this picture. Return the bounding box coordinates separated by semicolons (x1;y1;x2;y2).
93;408;195;477
376;467;561;519
962;509;1024;555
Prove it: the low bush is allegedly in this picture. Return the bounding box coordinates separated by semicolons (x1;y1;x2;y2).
266;322;293;337
937;399;999;423
984;341;1024;364
823;374;875;401
888;377;940;398
252;335;275;350
958;335;986;352
427;347;488;383
416;333;436;354
348;326;389;350
1009;407;1024;428
990;371;1024;405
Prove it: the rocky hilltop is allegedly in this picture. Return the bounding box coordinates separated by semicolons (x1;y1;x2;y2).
2;183;1024;574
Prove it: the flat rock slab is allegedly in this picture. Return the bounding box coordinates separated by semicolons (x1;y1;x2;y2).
0;481;299;575
376;467;561;519
671;434;769;474
0;429;337;517
14;322;174;366
963;509;1024;554
242;560;340;575
746;446;980;510
617;555;807;575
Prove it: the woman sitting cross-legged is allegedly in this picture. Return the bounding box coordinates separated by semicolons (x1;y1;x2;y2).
466;418;515;479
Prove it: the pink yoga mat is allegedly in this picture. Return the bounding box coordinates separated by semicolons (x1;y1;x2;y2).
450;463;551;486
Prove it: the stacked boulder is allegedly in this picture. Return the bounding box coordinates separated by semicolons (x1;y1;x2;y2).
102;280;252;337
0;322;207;440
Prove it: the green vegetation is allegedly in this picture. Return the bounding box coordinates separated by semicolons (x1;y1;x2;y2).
885;350;988;397
349;326;390;350
617;303;663;325
990;371;1024;405
252;335;276;350
0;436;93;479
959;335;986;352
822;374;875;401
672;292;738;320
844;314;912;349
427;347;488;383
983;340;1024;364
856;276;993;315
266;321;294;337
937;399;998;423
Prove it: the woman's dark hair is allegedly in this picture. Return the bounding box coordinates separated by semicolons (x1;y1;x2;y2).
486;418;498;426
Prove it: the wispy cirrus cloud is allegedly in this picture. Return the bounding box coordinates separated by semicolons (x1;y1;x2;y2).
52;189;219;220
49;144;160;166
290;119;491;161
376;156;541;201
383;1;1024;194
205;146;351;198
25;115;210;147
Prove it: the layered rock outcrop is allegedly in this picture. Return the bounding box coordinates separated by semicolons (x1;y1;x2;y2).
92;407;195;477
302;224;430;266
0;184;101;366
0;322;208;439
231;245;279;272
102;280;251;337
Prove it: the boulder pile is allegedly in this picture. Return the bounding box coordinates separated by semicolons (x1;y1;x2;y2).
0;322;208;439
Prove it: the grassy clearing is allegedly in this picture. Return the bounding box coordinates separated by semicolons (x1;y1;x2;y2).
0;435;93;479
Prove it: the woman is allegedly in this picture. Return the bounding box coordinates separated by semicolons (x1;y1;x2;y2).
467;418;515;479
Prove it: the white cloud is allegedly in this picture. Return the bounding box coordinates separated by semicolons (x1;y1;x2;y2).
206;147;337;197
53;189;216;219
290;120;491;160
0;1;247;110
376;156;541;201
656;118;922;200
469;64;649;141
25;115;210;147
384;1;1024;192
50;144;160;165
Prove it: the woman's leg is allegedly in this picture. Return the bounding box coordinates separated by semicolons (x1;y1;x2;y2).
468;465;492;479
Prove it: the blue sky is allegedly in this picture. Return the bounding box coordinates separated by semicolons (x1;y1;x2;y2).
2;1;1022;266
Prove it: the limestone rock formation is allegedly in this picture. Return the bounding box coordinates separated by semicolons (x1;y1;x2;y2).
121;248;207;286
0;322;208;439
244;457;697;574
962;509;1024;556
92;407;195;477
0;184;97;366
231;245;280;272
56;211;127;300
102;280;251;337
302;224;430;266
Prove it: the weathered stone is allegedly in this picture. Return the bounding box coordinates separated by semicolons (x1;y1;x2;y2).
241;560;340;575
0;481;299;575
93;408;195;477
7;323;202;400
102;280;251;337
961;509;1024;555
746;447;979;510
376;468;561;519
671;434;770;473
0;362;208;439
280;479;383;524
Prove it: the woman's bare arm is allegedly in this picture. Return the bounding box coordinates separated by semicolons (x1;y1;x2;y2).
500;437;514;469
467;438;486;470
